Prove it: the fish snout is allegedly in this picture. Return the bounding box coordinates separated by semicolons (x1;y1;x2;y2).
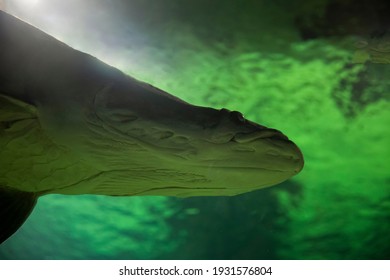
202;109;304;175
208;108;287;143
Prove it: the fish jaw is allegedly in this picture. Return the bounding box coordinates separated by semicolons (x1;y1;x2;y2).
40;77;304;197
52;81;304;197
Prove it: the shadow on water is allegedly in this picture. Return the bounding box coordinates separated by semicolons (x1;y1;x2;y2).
161;181;303;260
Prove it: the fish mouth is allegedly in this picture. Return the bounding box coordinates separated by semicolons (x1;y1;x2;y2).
200;155;303;174
206;128;304;174
232;128;289;143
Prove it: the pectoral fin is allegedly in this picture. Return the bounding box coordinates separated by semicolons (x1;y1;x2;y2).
0;187;37;244
0;92;37;118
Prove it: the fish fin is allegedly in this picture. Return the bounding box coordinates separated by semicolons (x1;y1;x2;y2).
0;187;37;244
0;93;37;125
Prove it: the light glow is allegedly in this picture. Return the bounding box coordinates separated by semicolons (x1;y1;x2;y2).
17;0;41;7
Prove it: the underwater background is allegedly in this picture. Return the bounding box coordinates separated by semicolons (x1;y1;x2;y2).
0;0;389;259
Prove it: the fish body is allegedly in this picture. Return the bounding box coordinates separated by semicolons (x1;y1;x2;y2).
0;11;303;243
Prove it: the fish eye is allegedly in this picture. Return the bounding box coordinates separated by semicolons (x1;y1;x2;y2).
230;111;246;123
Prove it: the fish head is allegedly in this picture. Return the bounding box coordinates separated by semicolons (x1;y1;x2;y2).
85;79;304;196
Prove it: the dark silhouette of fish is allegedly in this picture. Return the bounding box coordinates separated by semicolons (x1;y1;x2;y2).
353;29;390;63
0;11;304;243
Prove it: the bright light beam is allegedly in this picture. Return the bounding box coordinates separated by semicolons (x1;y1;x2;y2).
17;0;41;7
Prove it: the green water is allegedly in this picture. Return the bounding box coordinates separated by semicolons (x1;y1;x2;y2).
1;0;389;259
